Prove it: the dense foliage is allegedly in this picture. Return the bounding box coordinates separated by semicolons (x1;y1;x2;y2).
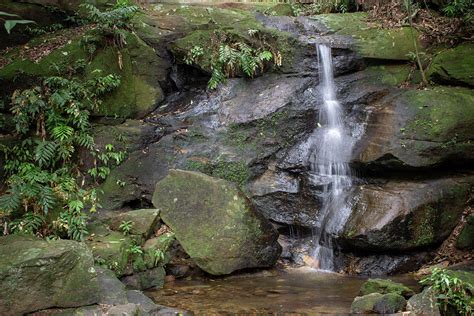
0;2;138;241
421;268;474;315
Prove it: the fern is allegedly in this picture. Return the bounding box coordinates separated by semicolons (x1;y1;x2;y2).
194;31;281;89
52;124;74;141
34;140;57;167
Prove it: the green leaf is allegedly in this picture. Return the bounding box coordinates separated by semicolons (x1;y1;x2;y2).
4;19;35;34
0;11;20;17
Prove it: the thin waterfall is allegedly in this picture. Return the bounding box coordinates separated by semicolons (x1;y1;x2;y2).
309;44;354;271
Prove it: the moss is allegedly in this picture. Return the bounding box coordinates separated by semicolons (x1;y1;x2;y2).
265;3;296;17
185;157;250;187
314;13;422;60
360;279;415;297
0;39;87;80
403;87;474;142
413;206;436;247
85;32;164;118
1;29;163;119
364;65;412;86
85;230;132;277
169;6;294;76
152;169;280;275
428;42;474;87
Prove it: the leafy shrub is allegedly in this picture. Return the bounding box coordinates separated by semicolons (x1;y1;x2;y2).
421;268;473;315
0;74;123;240
442;0;473;17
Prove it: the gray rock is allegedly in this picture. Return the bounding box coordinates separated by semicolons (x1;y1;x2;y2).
107;303;140;316
121;266;166;290
0;235;99;315
407;287;441;316
109;209;161;239
96;267;128;305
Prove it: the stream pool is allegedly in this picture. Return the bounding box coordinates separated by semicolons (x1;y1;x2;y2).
146;268;419;315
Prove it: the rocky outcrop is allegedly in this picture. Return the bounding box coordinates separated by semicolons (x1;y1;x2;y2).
428;43;474;87
354;86;474;169
0;235;99;315
341;176;473;251
152;169;281;275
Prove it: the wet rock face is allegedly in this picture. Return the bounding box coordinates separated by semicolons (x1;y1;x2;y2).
94;6;473;274
341;176;473;251
152;169;281;275
354;87;474;169
0;235;100;315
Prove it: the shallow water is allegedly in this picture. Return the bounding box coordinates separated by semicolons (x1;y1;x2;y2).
146;268;418;315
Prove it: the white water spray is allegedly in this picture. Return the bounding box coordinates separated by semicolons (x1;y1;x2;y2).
309;44;354;271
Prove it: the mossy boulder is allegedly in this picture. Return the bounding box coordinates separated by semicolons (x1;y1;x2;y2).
359;279;415;298
0;235;99;315
351;292;407;314
85;225;132;276
152;169;281;275
109;209;161;239
428;43;474;87
456;215;474;250
312;12;422;60
341;176;473;251
356;86;474;168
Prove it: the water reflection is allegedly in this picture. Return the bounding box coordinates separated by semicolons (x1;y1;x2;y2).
146;269;417;315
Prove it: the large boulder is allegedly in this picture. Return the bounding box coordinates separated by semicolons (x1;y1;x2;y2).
341;176;473;251
354;86;474;169
428;43;474;87
152;169;281;275
0;235;99;315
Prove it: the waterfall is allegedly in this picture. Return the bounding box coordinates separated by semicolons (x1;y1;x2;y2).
309;44;354;271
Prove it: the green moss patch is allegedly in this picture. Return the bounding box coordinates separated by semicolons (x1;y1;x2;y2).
313;12;422;60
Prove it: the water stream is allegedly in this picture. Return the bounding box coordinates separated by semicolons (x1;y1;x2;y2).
309;44;354;271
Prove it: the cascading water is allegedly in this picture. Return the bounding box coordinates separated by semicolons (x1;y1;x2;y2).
309;44;354;271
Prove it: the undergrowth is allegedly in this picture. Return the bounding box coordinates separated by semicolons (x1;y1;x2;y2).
0;2;138;241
